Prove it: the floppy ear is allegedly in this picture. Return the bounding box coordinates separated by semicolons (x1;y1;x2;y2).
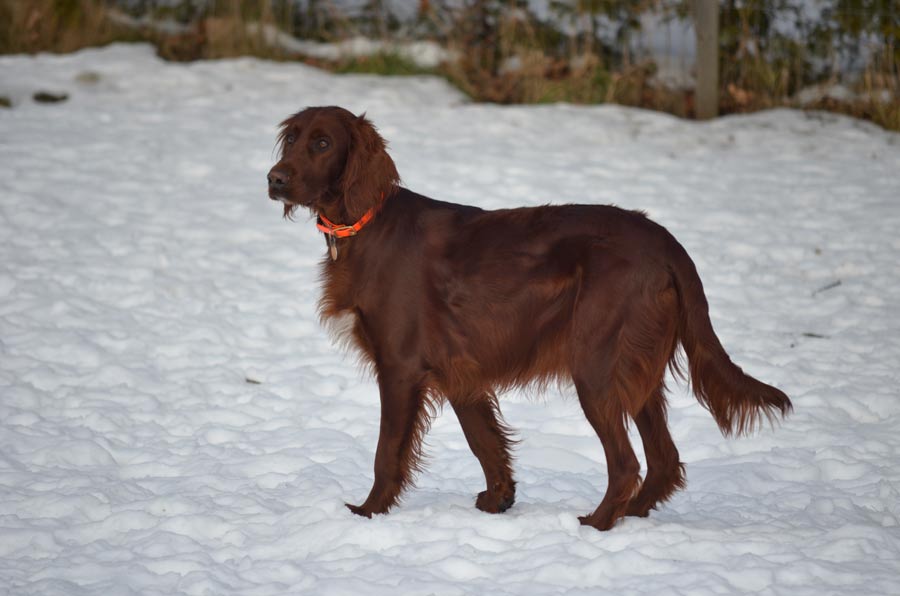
340;114;400;221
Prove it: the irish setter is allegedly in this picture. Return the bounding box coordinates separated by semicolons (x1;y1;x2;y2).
267;106;791;531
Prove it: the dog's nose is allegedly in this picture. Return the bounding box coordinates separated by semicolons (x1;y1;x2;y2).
267;167;288;188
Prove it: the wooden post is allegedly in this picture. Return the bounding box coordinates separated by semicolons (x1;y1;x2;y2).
692;0;719;119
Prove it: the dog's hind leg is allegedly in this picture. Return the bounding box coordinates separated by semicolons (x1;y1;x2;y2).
569;257;682;530
569;268;643;530
573;368;643;531
625;386;686;518
450;393;516;513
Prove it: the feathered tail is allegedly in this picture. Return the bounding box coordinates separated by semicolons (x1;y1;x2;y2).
668;240;792;436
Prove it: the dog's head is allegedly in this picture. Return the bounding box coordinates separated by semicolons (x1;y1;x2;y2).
268;106;399;221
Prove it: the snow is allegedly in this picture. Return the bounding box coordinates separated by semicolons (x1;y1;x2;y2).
2;43;900;595
106;9;452;68
245;24;452;69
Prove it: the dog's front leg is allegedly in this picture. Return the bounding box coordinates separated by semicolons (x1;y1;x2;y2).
346;367;430;518
450;395;516;513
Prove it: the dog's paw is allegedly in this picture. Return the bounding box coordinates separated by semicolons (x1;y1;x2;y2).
476;488;515;513
345;503;373;518
624;499;652;518
578;509;624;531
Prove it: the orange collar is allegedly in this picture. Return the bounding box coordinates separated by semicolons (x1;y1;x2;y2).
315;193;384;238
315;206;377;238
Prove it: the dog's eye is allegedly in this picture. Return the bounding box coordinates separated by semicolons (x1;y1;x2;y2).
314;138;331;152
285;134;296;145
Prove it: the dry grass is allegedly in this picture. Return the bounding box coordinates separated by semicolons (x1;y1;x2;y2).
0;0;297;61
0;0;128;54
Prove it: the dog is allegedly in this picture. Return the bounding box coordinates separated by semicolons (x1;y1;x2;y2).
267;106;791;530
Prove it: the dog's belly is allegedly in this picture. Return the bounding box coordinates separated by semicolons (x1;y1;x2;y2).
426;255;581;394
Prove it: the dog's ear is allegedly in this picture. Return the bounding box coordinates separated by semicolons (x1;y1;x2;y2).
340;114;400;221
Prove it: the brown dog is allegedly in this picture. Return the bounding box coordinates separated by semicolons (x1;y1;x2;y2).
267;106;791;531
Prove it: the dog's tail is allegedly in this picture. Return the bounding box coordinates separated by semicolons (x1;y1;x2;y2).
667;238;791;436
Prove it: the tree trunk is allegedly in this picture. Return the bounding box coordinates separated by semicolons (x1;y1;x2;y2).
692;0;719;119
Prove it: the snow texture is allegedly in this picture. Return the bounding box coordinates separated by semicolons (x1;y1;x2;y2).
2;44;900;595
244;24;452;69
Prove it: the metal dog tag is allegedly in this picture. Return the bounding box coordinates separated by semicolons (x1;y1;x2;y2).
328;235;338;261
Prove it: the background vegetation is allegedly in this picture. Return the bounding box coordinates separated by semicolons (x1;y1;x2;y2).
1;0;897;130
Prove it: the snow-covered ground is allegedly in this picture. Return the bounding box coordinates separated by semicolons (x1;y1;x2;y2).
1;44;899;595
